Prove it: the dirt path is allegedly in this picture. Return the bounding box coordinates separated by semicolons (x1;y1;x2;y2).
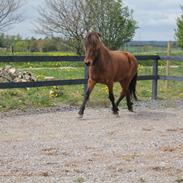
0;106;183;183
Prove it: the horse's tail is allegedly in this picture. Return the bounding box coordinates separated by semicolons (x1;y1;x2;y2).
129;73;138;101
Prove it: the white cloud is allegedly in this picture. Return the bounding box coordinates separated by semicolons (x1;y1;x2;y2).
124;0;182;40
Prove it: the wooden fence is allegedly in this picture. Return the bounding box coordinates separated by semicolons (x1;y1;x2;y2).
0;55;183;99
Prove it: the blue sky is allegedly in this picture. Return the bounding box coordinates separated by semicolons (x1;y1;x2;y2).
6;0;183;41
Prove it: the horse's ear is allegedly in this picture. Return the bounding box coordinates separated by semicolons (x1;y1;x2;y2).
97;32;101;37
97;32;102;43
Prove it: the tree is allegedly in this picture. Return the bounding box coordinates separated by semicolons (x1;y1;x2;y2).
0;33;5;47
175;6;183;48
0;0;23;31
15;40;30;52
36;0;137;54
86;0;137;49
36;0;85;55
42;38;58;52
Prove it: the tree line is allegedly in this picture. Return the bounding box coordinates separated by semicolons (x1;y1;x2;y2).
0;34;75;53
0;0;183;54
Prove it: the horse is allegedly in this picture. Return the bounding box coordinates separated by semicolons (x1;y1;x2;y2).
78;32;138;117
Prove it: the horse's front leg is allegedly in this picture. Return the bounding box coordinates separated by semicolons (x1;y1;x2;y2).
78;79;95;117
107;83;119;115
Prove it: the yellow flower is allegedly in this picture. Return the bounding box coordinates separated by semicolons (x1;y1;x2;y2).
49;86;63;98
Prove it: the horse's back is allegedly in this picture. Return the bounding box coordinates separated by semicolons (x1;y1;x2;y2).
110;51;138;81
111;51;137;64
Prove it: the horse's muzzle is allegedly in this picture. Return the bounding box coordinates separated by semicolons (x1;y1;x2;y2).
85;62;90;66
84;59;96;66
84;60;91;66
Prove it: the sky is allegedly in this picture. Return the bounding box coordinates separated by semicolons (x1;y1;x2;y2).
6;0;183;41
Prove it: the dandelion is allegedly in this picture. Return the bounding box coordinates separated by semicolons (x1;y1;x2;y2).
138;64;144;72
49;86;63;98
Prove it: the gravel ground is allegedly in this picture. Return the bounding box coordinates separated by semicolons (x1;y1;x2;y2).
0;101;183;183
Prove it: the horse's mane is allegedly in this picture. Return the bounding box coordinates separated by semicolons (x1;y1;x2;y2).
85;32;101;48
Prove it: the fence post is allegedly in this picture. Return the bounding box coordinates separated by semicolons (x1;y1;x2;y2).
152;58;159;100
84;65;88;95
165;41;172;88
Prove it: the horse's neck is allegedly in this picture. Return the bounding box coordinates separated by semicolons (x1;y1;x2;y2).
98;45;111;66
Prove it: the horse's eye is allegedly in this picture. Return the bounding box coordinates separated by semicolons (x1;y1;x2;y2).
90;49;94;54
92;48;96;53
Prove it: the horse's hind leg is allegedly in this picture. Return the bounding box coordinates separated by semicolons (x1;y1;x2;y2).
117;80;133;112
116;81;126;107
126;90;133;112
107;83;119;114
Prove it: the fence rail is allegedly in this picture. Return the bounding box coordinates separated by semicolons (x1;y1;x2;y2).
160;56;183;62
0;55;183;99
0;56;84;62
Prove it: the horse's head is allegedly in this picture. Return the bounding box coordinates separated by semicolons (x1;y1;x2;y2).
84;32;101;66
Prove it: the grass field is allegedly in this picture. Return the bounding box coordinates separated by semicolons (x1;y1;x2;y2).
0;51;183;112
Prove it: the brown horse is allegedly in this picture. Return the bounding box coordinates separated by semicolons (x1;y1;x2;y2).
79;32;138;117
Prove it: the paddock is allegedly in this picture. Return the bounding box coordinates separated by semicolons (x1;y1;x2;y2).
0;103;183;183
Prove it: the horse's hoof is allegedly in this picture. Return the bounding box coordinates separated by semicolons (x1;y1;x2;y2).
130;110;136;113
115;113;120;118
78;111;84;118
113;111;119;116
78;114;83;119
112;107;119;112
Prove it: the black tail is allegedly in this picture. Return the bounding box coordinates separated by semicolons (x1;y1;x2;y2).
129;73;138;101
